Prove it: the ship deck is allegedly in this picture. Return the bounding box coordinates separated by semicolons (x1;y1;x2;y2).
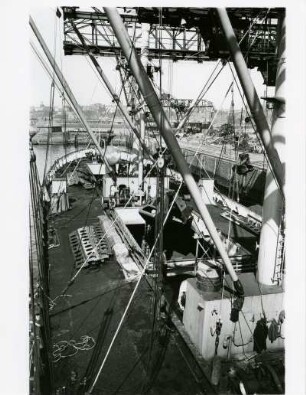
48;184;205;394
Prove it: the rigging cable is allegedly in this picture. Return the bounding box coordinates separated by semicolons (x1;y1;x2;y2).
47;10;274;368
145;8;165;382
226;34;282;195
187;12;273;206
187;81;233;183
42;14;59;186
77;10;278;384
227;60;275;188
87;182;183;394
80;289;118;390
176;8;269;132
50;150;172;306
42;81;55;185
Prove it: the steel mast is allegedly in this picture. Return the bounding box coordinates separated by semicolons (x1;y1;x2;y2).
104;7;243;295
216;8;285;197
257;14;286;285
29;16;114;174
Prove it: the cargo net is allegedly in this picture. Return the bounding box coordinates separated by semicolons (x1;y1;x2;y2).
69;224;110;268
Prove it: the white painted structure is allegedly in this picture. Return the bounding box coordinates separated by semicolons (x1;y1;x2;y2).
183;273;284;360
257;17;285;286
102;172;170;202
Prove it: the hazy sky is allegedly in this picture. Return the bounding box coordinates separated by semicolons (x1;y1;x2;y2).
30;7;272;111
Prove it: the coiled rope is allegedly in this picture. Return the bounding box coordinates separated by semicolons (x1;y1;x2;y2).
52;335;96;363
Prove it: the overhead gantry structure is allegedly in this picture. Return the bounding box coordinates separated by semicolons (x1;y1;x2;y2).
58;7;286;282
62;7;283;85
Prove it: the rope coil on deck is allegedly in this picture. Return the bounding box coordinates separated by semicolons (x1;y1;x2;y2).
52;335;96;363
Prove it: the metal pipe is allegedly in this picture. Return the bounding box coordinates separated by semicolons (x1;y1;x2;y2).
257;15;285;286
104;8;242;289
138;113;145;190
216;8;284;196
29;16;113;174
70;21;153;160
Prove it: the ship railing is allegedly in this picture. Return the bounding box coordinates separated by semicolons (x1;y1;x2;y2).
45;148;96;184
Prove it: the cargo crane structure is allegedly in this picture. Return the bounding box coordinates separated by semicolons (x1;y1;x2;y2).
29;7;286;395
62;7;280;85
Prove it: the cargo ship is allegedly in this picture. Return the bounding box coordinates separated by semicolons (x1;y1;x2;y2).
29;7;286;395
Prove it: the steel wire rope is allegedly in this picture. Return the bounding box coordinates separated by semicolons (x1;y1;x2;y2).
42;82;55;185
183;81;234;205
50;280;131;320
141;316;173;395
110;342;152;395
176;8;268;134
90;11;132;107
29;189;42;372
30;41;95;199
30;165;47;308
63;35;116;104
217;274;265;358
177;60;224;130
177;95;253;206
80;287;119;388
30;41;65;102
225;83;240;257
43;68;105;211
145;8;165;379
211;81;237;180
29;170;44;284
58;73;234;310
30;42;91;171
230;319;252;360
42;14;60;186
49;150;170;307
177;10;267;135
192;96;254;210
67;19;162;155
226;52;281;199
240;309;262;355
89;9;140;105
87;181;183;394
56;9;266;207
62;31;133;154
56;10;69;157
49;19;197;309
91;6;168;151
45;10;266;388
30;161;55;385
185;29;270;208
142;329;171;395
237;311;283;361
214;84;237;322
174;149;229;209
49;8;271;325
104;300;171;395
227;60;282;212
175;78;234;208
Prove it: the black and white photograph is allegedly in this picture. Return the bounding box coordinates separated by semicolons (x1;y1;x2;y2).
1;2;306;395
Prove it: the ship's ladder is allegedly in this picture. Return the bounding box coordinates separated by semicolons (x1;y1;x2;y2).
272;228;285;285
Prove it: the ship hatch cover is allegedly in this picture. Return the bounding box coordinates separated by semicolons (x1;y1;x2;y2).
115;207;146;225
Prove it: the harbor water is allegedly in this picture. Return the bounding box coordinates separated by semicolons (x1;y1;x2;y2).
33;144;84;182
